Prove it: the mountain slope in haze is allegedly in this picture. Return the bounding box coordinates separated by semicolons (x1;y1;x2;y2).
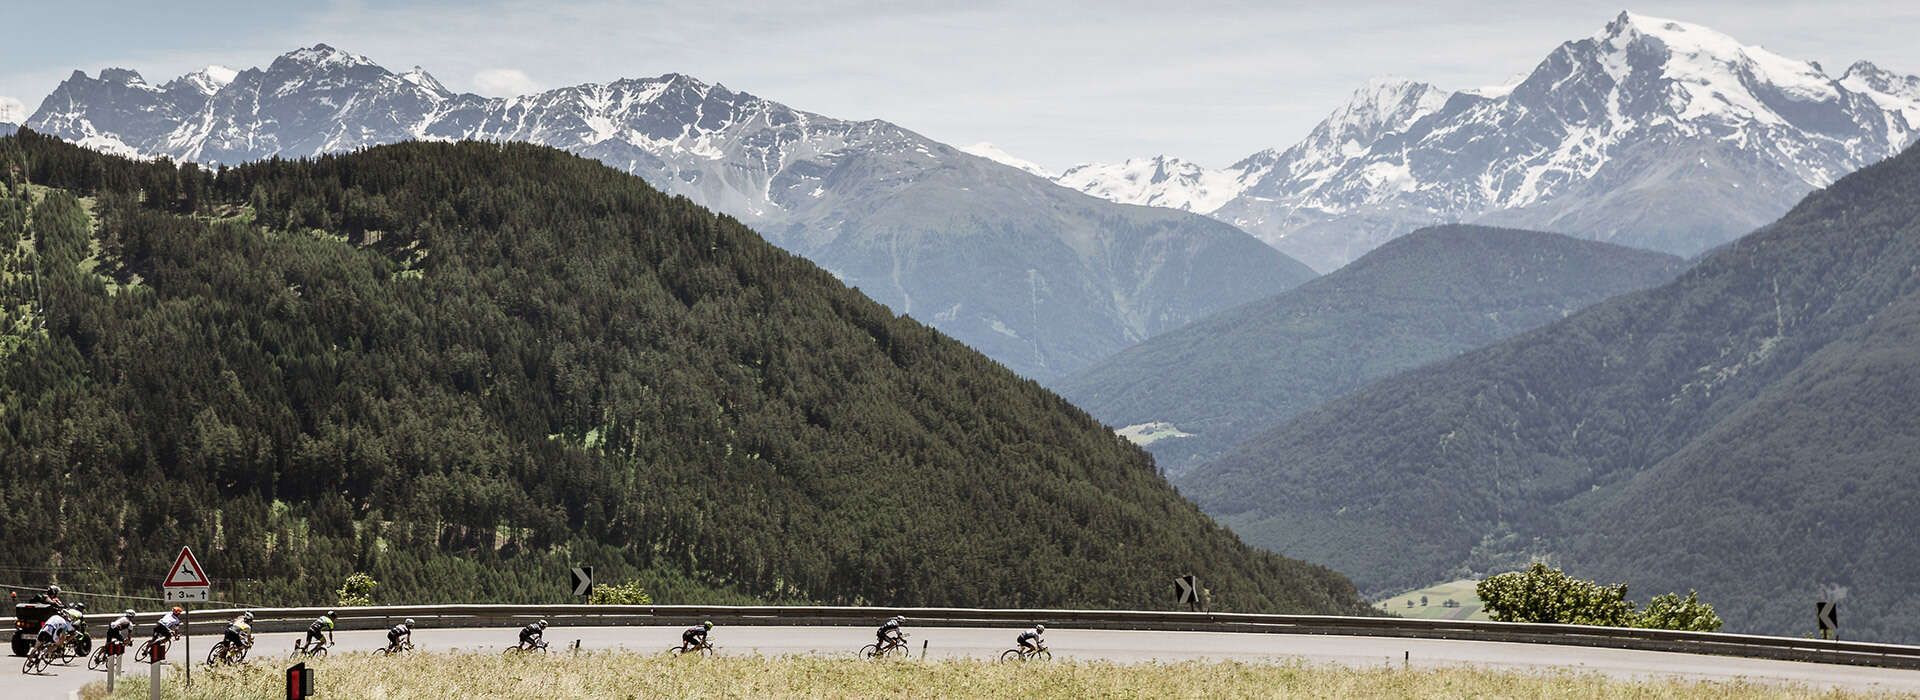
1057;226;1683;475
1180;141;1920;640
23;47;1315;380
0;131;1366;614
1063;13;1920;272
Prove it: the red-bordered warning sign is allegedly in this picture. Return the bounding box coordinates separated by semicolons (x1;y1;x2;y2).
164;546;211;588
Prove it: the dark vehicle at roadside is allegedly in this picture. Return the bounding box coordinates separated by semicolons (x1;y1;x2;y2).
11;603;91;657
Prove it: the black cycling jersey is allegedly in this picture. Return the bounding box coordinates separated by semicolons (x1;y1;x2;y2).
682;627;708;643
1017;630;1041;643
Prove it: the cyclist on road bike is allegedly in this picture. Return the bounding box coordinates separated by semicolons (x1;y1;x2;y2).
305;610;338;650
1016;624;1046;654
680;620;712;652
223;611;255;654
38;610;77;652
387;618;415;651
150;607;185;645
108;609;136;648
876;615;905;648
517;619;548;649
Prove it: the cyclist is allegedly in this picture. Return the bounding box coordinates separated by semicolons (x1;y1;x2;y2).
516;619;548;650
150;606;185;646
304;610;338;651
876;615;905;651
107;609;136;651
1016;624;1046;655
386;618;415;652
38;609;77;653
680;620;712;652
222;611;255;659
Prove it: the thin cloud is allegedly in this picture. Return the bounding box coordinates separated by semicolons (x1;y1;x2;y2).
472;68;542;97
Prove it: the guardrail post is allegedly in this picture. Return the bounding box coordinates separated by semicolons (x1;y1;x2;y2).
149;655;162;700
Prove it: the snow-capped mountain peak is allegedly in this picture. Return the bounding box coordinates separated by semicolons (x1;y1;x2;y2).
398;66;453;98
1841;60;1920;128
1054;156;1245;214
959;142;1055;178
1593;11;1837;125
274;44;379;71
166;65;239;96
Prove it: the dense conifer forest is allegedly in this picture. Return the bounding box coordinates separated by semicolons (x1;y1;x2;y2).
0;130;1366;615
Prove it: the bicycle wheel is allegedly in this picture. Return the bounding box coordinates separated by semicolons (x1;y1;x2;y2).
312;645;329;659
88;646;109;671
859;643;880;659
1000;649;1021;662
1035;649;1052;661
136;641;155;664
886;642;911;658
206;641;229;665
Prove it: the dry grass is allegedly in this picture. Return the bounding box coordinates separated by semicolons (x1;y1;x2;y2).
85;651;1907;699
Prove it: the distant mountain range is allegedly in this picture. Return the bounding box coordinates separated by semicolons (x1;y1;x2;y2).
1056;225;1683;476
1052;12;1920;272
1179;141;1920;640
21;47;1314;380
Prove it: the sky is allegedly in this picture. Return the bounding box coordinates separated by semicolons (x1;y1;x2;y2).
4;0;1919;170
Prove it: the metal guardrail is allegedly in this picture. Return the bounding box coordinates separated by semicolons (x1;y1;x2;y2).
10;605;1920;670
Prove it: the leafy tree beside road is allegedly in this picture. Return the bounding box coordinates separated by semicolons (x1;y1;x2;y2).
1477;564;1721;632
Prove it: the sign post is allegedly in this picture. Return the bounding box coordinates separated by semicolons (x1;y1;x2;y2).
1817;601;1839;640
571;566;594;599
162;546;212;688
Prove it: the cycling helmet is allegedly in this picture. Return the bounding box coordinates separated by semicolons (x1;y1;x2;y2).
73;602;87;611
1035;624;1046;633
702;620;713;630
538;619;549;629
404;618;415;626
241;611;254;622
172;606;184;615
46;585;60;596
124;609;136;618
326;610;339;619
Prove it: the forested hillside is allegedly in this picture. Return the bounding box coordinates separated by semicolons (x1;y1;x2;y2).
1056;226;1681;475
1181;143;1920;640
0;130;1366;614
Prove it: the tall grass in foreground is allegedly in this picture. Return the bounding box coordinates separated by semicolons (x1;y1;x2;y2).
87;652;1901;699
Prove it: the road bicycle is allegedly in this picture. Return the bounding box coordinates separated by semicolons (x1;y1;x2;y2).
375;638;415;656
860;633;911;660
286;636;328;655
21;641;53;675
503;639;549;655
1000;644;1051;662
206;637;252;666
87;641;117;672
136;636;175;664
667;640;715;657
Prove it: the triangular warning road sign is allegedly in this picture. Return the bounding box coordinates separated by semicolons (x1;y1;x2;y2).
163;546;211;587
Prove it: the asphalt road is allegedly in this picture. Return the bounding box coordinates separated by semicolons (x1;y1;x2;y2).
9;625;1920;698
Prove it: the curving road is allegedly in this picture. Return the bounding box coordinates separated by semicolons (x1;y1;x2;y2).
9;625;1920;698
